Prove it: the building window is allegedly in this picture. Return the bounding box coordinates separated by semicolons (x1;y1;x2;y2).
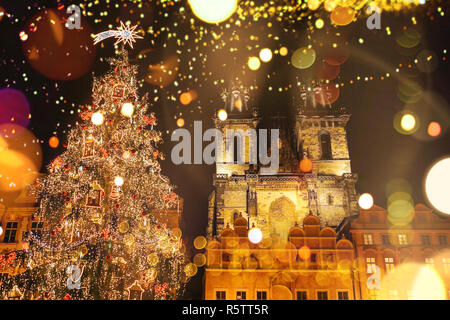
363;234;373;245
442;258;450;274
382;234;391;246
236;291;247;300
398;234;408;245
421;234;431;246
3;222;19;243
327;194;333;205
233;212;239;222
310;253;317;263
388;290;399;300
438;234;448;246
256;291;267;300
366;257;376;274
317;291;328;300
296;291;307;300
31;221;44;236
384;257;395;273
215;291;226;300
319;133;332;160
337;291;349;300
425;257;434;267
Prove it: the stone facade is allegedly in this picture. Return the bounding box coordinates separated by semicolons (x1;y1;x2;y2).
206;87;358;240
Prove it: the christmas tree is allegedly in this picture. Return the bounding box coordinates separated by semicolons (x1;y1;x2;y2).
4;48;188;300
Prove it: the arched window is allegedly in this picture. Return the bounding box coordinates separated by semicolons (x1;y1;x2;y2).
233;211;239;222
320;132;332;160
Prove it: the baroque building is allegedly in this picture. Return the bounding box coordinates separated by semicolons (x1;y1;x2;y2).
204;85;450;300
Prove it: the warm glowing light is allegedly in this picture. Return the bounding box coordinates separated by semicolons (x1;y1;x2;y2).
176;118;185;127
248;227;263;244
298;246;311;261
180;92;192;105
248;56;261;70
193;236;207;249
91;112;104;126
412;266;447;300
425;157;450;214
49;136;59;148
217;109;228;121
188;0;237;24
121;102;134;117
122;151;131;160
114;176;124;187
315;18;324;29
291;47;316;69
0;226;3;236
427;121;441;137
400;113;416;131
279;47;288;56
358;193;374;210
259;48;273;62
19;31;28;41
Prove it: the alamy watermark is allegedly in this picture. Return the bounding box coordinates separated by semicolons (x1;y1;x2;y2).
65;4;81;30
366;5;381;30
170;121;280;175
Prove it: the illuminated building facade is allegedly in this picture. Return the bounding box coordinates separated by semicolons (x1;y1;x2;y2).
204;86;450;300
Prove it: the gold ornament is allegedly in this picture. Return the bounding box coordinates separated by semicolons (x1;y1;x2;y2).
91;211;103;224
123;234;135;246
147;253;159;266
184;263;198;277
70;250;80;262
118;221;130;234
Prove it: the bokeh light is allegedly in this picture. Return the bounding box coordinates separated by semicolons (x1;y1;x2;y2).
279;47;288;56
298;246;311;261
315;18;324;29
394;111;419;135
248;56;261;71
193;236;207;249
176;118;185;128
22;8;96;81
248;227;263;244
425;157;450;215
259;48;273;63
188;0;237;24
427;122;441;137
291;47;316;69
121;103;135;118
114;176;124;187
358;193;374;210
91;112;104;126
400;113;417;132
0;88;31;129
330;6;356;26
48;136;59;149
217;109;228;121
0;124;42;194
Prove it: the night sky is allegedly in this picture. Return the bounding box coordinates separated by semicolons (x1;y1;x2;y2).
0;1;449;299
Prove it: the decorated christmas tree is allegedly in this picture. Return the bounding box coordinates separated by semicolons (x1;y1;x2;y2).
4;48;188;300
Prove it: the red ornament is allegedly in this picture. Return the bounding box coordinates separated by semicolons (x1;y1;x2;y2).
114;203;120;209
105;254;111;261
63;294;72;300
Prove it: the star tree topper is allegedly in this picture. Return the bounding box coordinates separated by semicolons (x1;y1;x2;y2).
93;21;143;49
